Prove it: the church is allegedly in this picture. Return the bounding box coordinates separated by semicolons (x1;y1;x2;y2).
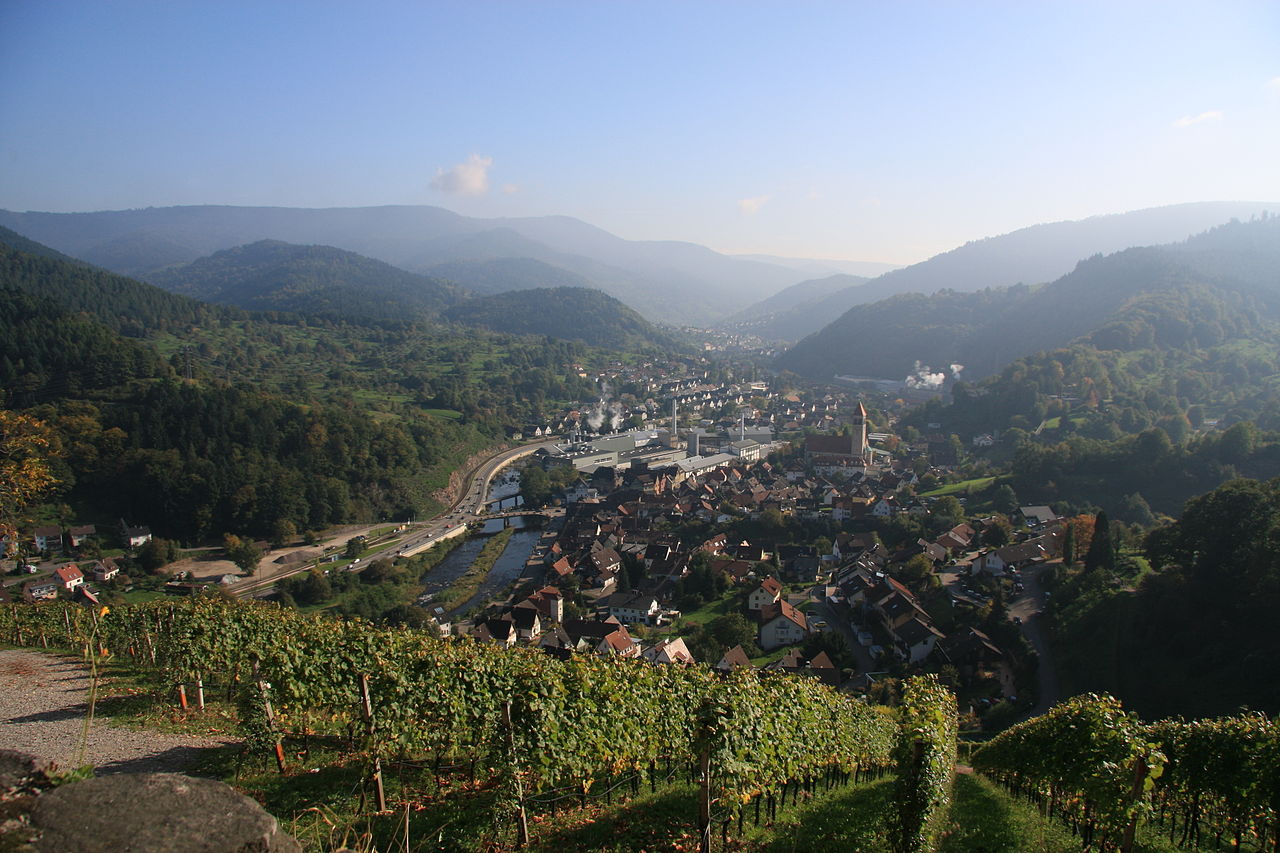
803;401;872;475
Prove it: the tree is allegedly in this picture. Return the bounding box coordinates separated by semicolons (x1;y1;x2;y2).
0;409;58;553
1083;511;1114;573
270;518;296;549
992;484;1019;515
137;537;177;573
982;516;1013;548
932;495;965;526
344;536;366;559
519;464;552;508
223;533;262;574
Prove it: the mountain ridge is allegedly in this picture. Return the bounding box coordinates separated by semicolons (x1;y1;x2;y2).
732;201;1279;342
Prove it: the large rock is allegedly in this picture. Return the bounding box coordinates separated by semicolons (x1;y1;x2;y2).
0;749;54;788
31;773;301;852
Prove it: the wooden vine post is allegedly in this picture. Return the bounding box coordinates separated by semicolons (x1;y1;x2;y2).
697;749;712;853
501;701;529;847
251;655;286;773
359;673;387;813
1119;753;1149;853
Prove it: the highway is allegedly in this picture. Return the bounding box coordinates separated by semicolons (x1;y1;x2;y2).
233;439;560;598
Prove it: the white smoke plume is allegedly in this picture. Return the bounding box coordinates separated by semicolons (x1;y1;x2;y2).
905;361;947;389
950;363;964;379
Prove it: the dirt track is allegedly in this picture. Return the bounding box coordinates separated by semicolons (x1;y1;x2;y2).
0;649;233;775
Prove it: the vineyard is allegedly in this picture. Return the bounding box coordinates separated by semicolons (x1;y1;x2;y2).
5;598;1276;852
1;599;957;852
976;695;1280;852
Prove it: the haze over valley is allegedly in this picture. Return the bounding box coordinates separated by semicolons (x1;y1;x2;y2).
4;3;1280;850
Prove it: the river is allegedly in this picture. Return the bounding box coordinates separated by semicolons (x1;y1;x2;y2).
417;469;543;616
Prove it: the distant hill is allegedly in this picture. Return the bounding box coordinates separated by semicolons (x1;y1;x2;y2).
738;202;1279;342
0;205;854;324
725;273;870;327
145;240;465;321
422;256;593;296
730;253;900;278
0;224;86;264
778;216;1280;381
442;286;678;351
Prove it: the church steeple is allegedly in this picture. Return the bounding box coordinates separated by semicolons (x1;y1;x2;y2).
851;401;867;457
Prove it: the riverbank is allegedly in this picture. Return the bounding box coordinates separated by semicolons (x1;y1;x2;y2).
433;528;516;611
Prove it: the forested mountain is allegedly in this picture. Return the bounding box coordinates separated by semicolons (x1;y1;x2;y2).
742;202;1277;342
1;235;230;336
724;272;869;327
779;216;1280;381
0;287;170;406
442;286;679;351
0;205;860;323
145;240;465;321
0;230;616;542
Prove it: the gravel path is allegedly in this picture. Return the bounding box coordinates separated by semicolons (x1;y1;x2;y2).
0;649;235;775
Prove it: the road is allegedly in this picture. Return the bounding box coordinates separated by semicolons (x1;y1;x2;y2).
389;439;560;556
1006;561;1060;715
231;439;561;598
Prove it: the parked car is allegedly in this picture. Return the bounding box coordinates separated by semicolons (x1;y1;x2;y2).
857;631;874;647
869;644;885;659
811;619;828;630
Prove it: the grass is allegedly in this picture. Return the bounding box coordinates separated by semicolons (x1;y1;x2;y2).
920;476;998;498
673;589;742;628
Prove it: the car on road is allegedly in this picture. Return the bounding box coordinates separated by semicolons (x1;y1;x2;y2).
857;631;874;647
811;619;828;630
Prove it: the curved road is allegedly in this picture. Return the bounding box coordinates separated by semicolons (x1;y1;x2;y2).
392;439;560;555
234;439;560;597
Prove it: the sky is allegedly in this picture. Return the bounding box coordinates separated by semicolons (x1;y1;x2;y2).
1;1;1278;264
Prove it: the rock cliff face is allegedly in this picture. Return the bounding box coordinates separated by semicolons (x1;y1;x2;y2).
0;750;301;853
429;444;511;508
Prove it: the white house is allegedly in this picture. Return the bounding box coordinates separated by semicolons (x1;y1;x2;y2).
606;592;661;626
747;577;783;612
758;600;809;651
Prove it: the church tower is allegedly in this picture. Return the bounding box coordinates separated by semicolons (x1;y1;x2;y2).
851;401;868;457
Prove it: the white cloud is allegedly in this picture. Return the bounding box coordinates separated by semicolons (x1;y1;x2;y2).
1172;110;1224;128
431;154;493;195
1268;76;1280;90
501;183;520;195
737;194;771;215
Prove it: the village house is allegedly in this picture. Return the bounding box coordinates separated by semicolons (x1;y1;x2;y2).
66;524;96;548
33;526;62;554
54;564;84;593
90;559;120;583
606;591;661;626
747;577;783;612
642;637;695;665
758;600;809;650
120;520;153;548
715;645;754;673
23;579;58;602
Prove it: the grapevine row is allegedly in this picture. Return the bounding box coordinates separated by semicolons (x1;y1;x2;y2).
4;599;903;847
1147;715;1280;851
890;676;958;853
975;693;1280;852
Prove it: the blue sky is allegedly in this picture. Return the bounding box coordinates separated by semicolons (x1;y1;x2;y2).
2;1;1277;263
